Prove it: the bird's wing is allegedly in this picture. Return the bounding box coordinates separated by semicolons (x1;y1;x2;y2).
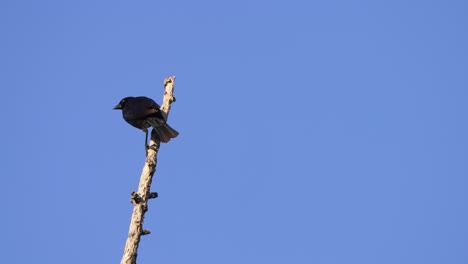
145;100;161;111
125;97;162;119
143;100;161;116
129;96;160;116
127;107;160;120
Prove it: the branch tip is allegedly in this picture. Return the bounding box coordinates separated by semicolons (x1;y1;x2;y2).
163;76;175;86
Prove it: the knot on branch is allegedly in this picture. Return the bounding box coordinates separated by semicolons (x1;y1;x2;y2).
149;192;158;199
142;230;151;235
130;191;142;205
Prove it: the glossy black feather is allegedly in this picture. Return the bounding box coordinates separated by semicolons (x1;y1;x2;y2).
114;96;179;143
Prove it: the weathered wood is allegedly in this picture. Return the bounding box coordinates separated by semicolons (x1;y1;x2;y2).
120;76;176;264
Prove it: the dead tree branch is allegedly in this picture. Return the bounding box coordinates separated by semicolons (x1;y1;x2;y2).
120;76;176;264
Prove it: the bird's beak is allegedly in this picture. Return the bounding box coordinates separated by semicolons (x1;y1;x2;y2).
113;104;122;110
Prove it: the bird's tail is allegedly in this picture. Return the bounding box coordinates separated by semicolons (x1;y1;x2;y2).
155;123;179;143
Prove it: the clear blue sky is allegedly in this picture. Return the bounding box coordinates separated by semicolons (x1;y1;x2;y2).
2;1;467;263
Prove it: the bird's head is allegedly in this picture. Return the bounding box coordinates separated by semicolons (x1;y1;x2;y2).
113;97;132;110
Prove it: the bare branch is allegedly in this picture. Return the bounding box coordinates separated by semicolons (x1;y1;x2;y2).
120;76;176;264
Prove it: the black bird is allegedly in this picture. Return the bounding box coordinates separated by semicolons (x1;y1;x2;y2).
113;96;179;147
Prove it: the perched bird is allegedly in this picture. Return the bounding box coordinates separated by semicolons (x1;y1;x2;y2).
113;96;179;147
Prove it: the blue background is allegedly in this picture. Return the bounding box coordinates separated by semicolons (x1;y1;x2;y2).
2;1;467;263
